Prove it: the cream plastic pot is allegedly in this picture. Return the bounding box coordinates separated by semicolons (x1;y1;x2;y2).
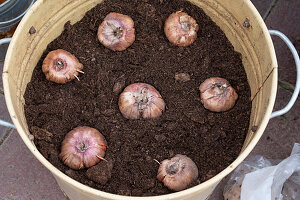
2;0;300;200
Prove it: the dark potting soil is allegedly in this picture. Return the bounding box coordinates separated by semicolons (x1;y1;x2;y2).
24;0;251;196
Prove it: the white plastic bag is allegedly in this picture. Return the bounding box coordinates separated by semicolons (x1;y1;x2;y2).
224;143;300;200
270;143;300;200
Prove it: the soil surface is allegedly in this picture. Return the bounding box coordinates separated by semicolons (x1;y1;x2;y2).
24;0;251;196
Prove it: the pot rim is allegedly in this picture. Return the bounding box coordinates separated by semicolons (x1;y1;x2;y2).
3;0;278;199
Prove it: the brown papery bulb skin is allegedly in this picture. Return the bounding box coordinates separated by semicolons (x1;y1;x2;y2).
199;77;238;112
42;49;83;84
157;154;199;191
98;12;135;51
164;11;199;47
118;83;165;119
59;126;107;170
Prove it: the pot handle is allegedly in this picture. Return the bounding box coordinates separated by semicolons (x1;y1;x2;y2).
0;38;12;45
269;30;300;119
0;37;15;129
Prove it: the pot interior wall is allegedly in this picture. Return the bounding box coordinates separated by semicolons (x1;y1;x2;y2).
3;0;277;200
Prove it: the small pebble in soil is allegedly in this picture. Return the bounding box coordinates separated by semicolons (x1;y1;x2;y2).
59;126;107;170
175;72;191;82
154;134;167;142
251;125;258;132
98;12;135;51
132;188;143;196
28;134;34;141
164;11;199;47
243;18;250;28
157;154;199;191
113;75;126;94
118;83;165;119
199;77;238;112
42;49;84;84
86;158;114;185
31;126;53;142
29;26;36;34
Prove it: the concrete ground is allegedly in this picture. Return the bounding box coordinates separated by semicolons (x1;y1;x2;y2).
0;0;299;199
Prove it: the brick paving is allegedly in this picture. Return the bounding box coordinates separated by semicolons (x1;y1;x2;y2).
0;0;299;199
0;131;67;200
0;94;11;143
250;0;275;18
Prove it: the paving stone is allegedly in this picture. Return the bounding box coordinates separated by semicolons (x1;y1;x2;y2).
251;0;275;17
0;94;12;141
210;86;300;200
0;126;10;144
0;130;68;200
265;0;300;85
0;94;11;123
0;42;9;62
0;128;9;145
208;177;229;200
